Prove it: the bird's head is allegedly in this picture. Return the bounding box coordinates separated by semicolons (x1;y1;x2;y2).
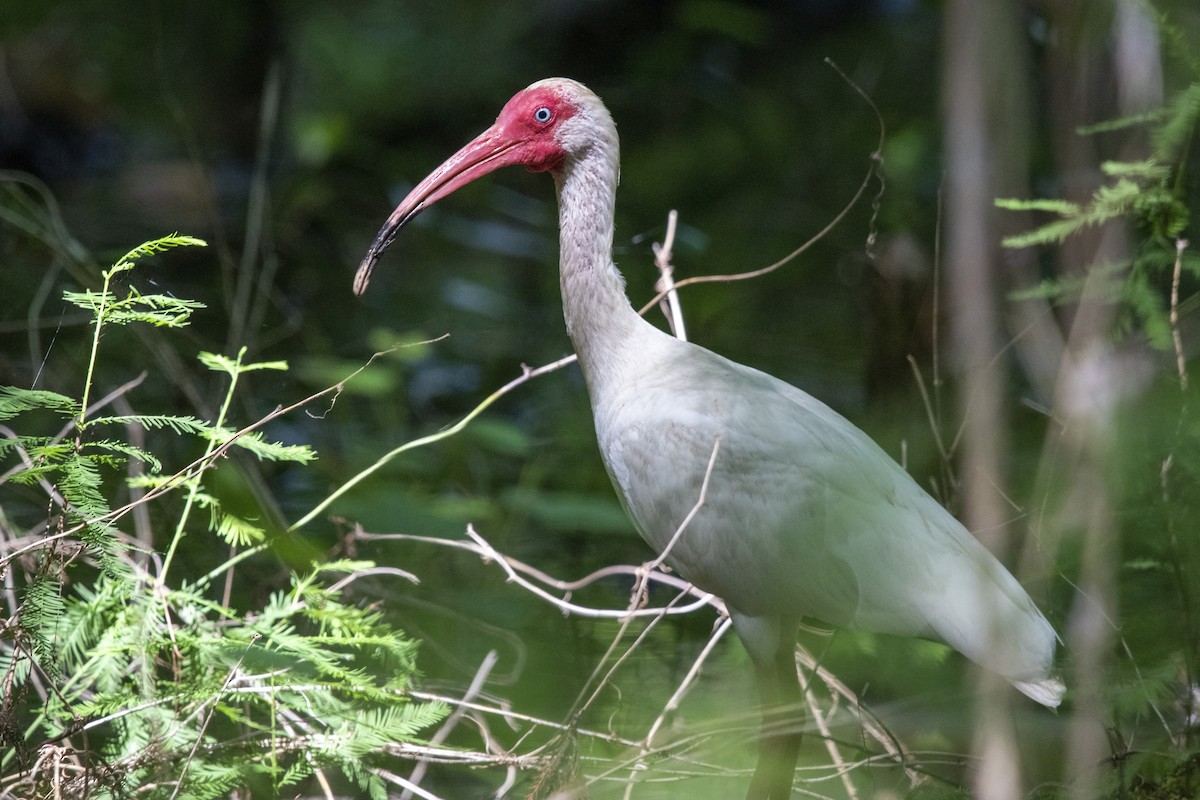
354;77;615;296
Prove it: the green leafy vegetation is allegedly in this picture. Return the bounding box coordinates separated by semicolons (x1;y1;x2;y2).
999;73;1200;799
999;81;1200;350
0;236;445;799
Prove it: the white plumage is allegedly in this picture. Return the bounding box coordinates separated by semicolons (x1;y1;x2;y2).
357;77;1063;798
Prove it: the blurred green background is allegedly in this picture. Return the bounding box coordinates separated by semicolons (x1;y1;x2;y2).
3;1;1199;797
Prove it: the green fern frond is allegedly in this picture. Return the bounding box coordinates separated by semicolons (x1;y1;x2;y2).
1002;82;1197;251
197;351;289;376
1124;269;1174;350
0;643;33;688
24;440;75;461
57;456;130;578
1101;158;1171;180
1008;260;1131;306
1091;177;1145;214
126;473;171;489
105;294;206;328
57;455;110;519
1075;108;1169;136
333;704;450;757
1000;178;1143;248
111;233;208;273
275;760;316;790
2;229;447;796
994;197;1081;214
187;494;269;549
64;288;206;328
20;573;66;672
1001;218;1090;249
58;577;133;672
0;448;75;483
202;425;317;463
315;559;381;577
83;439;162;471
168;758;244;800
340;760;389;800
1151;81;1200;163
91;414;213;436
211;507;267;546
1009;277;1072;303
0;386;81;420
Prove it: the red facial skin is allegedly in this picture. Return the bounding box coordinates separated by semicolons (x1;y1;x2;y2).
354;84;578;295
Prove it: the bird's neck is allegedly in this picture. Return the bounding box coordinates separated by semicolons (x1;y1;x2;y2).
553;142;646;391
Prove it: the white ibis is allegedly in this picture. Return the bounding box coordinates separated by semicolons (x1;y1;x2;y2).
355;78;1064;799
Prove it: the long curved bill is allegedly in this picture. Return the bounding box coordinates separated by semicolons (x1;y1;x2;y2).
353;127;523;296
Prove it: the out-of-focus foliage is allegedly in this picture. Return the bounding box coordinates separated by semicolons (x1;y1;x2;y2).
1000;80;1200;351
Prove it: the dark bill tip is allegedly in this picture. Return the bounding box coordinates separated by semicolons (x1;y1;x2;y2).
353;251;379;297
352;204;422;297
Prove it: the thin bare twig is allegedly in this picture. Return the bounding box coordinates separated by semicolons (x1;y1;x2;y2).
653;210;687;341
355;529;707;600
401;651;499;799
1170;238;1189;390
289;353;577;536
372;767;447;800
326;565;420;592
620;617;734;799
799;658;859;800
457;524;716;620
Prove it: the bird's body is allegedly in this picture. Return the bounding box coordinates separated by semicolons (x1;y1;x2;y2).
356;77;1063;798
540;76;1059;700
592;328;1058;700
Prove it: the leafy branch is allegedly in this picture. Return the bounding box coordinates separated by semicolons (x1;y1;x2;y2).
0;235;445;800
998;81;1199;352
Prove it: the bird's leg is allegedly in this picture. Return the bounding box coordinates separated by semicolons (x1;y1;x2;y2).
745;644;803;800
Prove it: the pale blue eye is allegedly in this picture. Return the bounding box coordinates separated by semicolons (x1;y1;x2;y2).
534;107;552;123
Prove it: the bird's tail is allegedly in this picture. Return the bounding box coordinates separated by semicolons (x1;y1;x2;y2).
1012;676;1066;708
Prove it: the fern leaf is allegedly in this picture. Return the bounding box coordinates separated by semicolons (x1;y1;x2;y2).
91;414;213;436
84;439;163;472
1008;279;1069;302
994;197;1080;215
57;455;130;579
0;385;81;420
65;288;206;327
212;508;267;546
105;294;207;327
58;577;131;672
20;573;66;673
0;438;74;468
1151;81;1200;163
1075;107;1168;136
239;359;290;372
127;473;183;491
276;760;315;790
1002;217;1092;248
111;233;208;273
197;351;288;376
203;426;317;463
1100;158;1170;180
315;559;379;576
340;760;388;800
